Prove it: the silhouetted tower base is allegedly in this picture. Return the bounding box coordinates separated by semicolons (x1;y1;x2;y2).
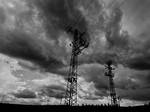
64;28;88;106
105;60;119;106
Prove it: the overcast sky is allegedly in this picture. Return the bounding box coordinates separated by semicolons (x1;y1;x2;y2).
0;0;150;106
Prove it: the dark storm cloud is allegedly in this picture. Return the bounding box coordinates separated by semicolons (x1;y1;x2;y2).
118;88;150;101
0;2;67;72
79;51;120;66
27;0;90;47
105;7;129;49
0;0;148;72
115;67;150;101
126;31;150;70
39;85;65;99
0;0;130;72
123;0;150;28
95;89;108;97
127;55;150;70
0;7;5;24
78;0;150;70
0;0;93;73
120;0;150;71
18;60;39;71
13;89;36;99
75;1;131;66
0;29;64;72
78;64;108;91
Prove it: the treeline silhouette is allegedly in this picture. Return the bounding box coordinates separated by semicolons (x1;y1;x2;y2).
0;103;150;112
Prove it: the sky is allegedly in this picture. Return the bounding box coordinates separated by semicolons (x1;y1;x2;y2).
0;0;150;106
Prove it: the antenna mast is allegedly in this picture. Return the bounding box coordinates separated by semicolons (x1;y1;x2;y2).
64;27;88;106
104;60;119;106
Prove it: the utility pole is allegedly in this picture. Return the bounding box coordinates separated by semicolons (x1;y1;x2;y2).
105;60;119;106
64;27;88;106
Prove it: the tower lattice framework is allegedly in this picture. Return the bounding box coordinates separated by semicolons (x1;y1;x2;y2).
64;28;88;106
105;60;118;106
